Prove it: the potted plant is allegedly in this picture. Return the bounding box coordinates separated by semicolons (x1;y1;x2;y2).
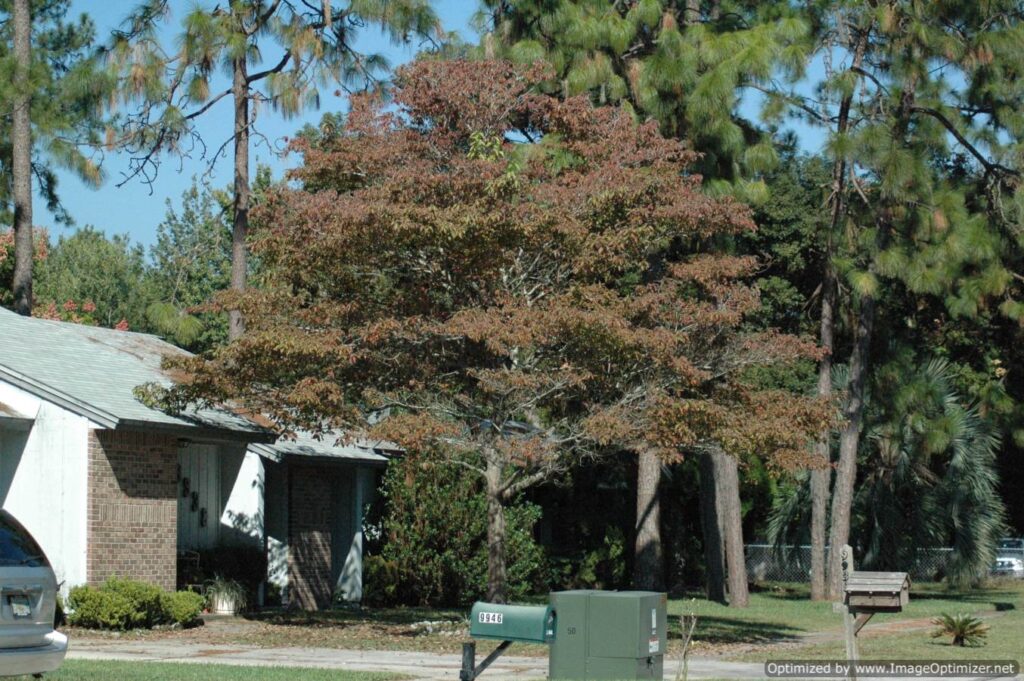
206;575;248;616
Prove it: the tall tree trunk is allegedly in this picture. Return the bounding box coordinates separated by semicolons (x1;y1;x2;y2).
485;458;508;603
827;291;875;598
713;446;749;608
11;0;33;316
820;17;872;601
810;263;836;601
634;447;664;590
229;56;250;340
699;450;726;603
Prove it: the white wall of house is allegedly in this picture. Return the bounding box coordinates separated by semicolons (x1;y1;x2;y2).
336;466;378;603
0;381;91;592
262;459;289;597
221;447;265;546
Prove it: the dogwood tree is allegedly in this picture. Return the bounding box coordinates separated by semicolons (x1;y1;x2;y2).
168;59;828;602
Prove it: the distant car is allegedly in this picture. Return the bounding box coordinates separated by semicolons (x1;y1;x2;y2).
990;556;1024;579
0;510;68;677
996;537;1024;556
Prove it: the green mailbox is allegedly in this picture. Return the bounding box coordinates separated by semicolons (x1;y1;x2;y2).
469;602;555;643
461;590;668;681
549;590;667;680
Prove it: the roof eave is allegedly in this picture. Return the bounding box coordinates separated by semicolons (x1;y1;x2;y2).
248;442;389;467
117;419;278;445
0;364;118;428
0;416;34;431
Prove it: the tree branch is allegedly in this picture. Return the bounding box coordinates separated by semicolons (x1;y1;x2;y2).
911;105;1021;178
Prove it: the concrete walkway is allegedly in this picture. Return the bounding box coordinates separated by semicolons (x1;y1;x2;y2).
67;639;767;679
67;638;1018;680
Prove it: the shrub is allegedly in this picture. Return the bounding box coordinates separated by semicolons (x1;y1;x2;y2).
67;585;142;631
931;612;990;646
67;578;206;630
363;453;547;607
161;590;205;626
101;577;165;627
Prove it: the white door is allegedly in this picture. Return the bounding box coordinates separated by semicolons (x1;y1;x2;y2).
177;444;221;550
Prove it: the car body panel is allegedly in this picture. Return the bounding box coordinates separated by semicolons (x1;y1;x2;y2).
0;510;67;675
0;630;68;677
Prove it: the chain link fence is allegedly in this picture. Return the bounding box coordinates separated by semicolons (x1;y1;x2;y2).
742;544;996;583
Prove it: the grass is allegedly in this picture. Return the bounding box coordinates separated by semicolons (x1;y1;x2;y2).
748;609;1024;661
65;580;1024;663
712;580;1024;663
667;580;1024;651
13;660;403;681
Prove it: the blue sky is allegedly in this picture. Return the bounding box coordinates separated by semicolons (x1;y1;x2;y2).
49;1;479;250
49;2;829;252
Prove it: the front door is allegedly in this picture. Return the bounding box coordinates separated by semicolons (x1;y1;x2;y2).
177;444;221;550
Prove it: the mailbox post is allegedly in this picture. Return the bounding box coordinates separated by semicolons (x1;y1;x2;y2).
839;545;911;679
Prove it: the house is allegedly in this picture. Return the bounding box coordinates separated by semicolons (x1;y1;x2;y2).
0;307;393;610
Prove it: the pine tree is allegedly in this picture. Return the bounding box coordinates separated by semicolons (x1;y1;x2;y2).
104;0;440;339
479;0;811;196
0;0;108;314
768;0;1024;598
10;0;30;315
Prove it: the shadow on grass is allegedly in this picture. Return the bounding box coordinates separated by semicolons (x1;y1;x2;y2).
245;607;466;628
679;615;804;645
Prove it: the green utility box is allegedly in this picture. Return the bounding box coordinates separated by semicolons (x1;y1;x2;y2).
549;590;667;680
469;602;556;644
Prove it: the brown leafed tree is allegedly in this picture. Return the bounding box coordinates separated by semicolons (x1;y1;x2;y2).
166;59;830;604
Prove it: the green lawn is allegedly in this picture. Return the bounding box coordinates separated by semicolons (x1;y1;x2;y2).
62;580;1024;663
670;580;1024;663
747;606;1024;662
16;660;402;681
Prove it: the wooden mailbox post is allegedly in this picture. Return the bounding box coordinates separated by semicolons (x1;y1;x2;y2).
839;545;911;677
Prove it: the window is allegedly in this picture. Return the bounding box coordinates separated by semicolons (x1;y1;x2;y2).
0;511;48;567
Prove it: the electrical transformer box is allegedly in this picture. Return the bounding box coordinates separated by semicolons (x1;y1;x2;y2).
549;590;667;680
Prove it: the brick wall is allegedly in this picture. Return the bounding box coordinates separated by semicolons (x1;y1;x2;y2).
87;429;178;591
288;466;334;610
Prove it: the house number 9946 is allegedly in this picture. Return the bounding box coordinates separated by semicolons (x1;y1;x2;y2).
478;612;503;624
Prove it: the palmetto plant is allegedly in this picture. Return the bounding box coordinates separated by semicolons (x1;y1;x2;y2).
931;613;989;647
768;359;1006;586
857;359;1006;586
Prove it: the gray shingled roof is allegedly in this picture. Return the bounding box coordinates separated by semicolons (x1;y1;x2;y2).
250;430;393;466
0;307;271;441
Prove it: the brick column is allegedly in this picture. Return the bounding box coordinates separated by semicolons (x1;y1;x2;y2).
288;465;334;610
87;429;178;591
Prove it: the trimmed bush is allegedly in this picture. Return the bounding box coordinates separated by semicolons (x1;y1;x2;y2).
67;578;205;631
67;585;143;630
161;590;205;626
102;577;165;627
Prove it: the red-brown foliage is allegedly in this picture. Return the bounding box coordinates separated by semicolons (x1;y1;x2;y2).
171;60;829;482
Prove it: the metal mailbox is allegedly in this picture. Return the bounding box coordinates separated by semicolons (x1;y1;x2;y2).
844;571;910;612
469;602;555;644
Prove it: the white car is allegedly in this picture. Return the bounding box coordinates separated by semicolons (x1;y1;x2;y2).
0;510;68;677
990;556;1024;578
